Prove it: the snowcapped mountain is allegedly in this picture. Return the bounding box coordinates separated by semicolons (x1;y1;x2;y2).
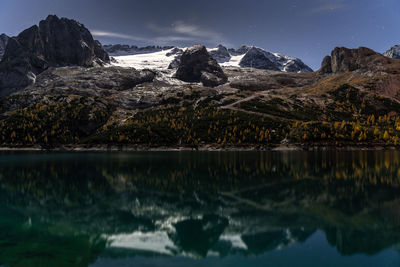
108;44;313;73
220;45;313;72
208;45;231;63
384;45;400;59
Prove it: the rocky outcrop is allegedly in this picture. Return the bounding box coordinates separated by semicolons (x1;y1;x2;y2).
167;47;184;69
175;45;227;87
320;47;391;74
0;15;110;95
94;40;110;64
208;45;231;63
168;57;181;69
0;34;9;59
165;47;183;57
319;56;332;74
384;45;400;59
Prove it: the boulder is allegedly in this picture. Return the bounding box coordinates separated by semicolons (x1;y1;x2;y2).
175;45;227;87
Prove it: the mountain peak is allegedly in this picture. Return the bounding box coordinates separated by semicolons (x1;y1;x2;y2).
0;15;110;94
384;45;400;59
320;46;392;74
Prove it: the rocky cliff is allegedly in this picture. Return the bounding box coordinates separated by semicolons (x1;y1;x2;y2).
0;15;109;95
0;33;9;59
320;47;391;74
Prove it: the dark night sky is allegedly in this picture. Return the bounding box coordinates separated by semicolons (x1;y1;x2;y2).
1;0;399;69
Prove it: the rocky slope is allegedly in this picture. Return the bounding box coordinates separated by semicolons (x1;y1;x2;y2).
384;45;400;59
0;15;110;96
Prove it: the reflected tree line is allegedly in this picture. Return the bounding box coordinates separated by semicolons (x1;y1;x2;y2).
0;151;398;266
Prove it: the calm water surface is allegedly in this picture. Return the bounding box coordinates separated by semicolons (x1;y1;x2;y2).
0;151;399;266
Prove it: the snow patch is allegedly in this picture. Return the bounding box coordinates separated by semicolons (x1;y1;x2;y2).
112;48;177;70
104;231;177;255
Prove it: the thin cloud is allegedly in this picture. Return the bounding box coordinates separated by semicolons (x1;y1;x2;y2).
310;0;346;13
91;22;232;47
91;30;148;41
147;21;229;45
154;36;198;42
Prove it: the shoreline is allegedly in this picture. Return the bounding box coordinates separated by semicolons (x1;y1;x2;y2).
0;144;398;152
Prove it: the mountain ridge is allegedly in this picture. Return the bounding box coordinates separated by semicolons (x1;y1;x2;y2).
105;43;314;73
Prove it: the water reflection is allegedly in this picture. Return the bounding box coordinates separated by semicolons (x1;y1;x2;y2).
0;151;398;266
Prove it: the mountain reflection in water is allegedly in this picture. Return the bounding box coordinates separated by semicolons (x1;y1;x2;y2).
0;151;398;267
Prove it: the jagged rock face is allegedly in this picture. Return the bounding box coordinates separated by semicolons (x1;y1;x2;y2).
239;47;280;71
166;47;184;57
320;56;332;74
175;45;227;87
167;47;184;69
0;15;110;95
284;60;313;73
384;45;400;59
35;15;109;66
209;45;231;63
94;40;110;64
320;47;391;74
0;34;9;59
168;57;181;69
234;45;252;56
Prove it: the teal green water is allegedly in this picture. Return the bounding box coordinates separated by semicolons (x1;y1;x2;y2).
0;151;399;267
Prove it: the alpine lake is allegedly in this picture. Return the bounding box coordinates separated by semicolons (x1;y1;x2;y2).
0;151;399;267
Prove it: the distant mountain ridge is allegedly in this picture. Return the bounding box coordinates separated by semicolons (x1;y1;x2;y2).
104;44;174;56
106;43;314;73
